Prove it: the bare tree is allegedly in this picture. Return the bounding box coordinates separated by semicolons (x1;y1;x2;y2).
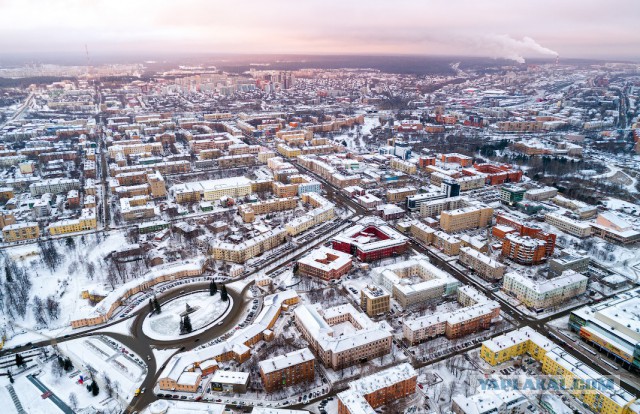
68;392;78;410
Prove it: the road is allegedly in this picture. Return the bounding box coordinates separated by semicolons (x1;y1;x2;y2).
0;92;34;128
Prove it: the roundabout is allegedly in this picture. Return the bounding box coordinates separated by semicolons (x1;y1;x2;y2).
141;290;233;341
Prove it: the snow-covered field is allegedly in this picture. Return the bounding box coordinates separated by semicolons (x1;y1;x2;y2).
142;291;231;341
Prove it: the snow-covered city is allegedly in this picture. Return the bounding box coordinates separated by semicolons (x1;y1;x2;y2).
1;2;640;414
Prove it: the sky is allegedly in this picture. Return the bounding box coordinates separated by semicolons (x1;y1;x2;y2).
0;0;638;62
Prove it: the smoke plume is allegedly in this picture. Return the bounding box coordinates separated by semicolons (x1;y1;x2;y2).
483;34;559;63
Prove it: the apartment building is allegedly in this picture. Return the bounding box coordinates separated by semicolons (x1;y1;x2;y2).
297;246;352;280
386;186;417;203
29;178;81;196
337;364;417;414
372;258;459;309
419;196;465;218
294;303;392;370
441;153;473;167
238;197;298;222
277;143;302;158
545;212;592;238
210;228;287;263
501;233;547;265
458;246;505;281
440;204;493;232
502;270;588;311
480;327;555;366
285;193;335;236
432;230;461;255
390;158;417;174
410;221;435;244
2;222;40;242
115;171;148;186
218;154;256;168
542;348;639;414
360;285;390;317
403;286;500;344
171;177;253;203
108;142;162;158
259;348;315;393
494;213;556;257
72;260;205;328
48;209;97;235
147;171;167;199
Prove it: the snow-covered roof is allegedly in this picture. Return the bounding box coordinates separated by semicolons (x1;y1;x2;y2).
159;290;299;384
482;327;554;354
258;348;314;374
547;347;636;406
348;363;416;395
504;270;587;294
297;246;352;272
294;303;391;355
210;370;249;385
337;390;375;414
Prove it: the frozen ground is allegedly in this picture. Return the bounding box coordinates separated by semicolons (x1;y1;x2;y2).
142;291;231;341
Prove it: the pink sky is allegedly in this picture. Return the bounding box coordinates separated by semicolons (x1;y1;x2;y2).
0;0;638;60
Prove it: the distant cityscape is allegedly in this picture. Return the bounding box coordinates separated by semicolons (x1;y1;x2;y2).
0;36;639;414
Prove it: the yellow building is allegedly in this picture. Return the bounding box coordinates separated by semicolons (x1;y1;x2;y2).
211;229;288;263
276;143;302;158
148;171;167;199
440;205;493;233
361;285;390;317
542;348;638;414
0;212;17;230
2;222;40;242
48;209;97;235
480;327;554;366
390;158;417;175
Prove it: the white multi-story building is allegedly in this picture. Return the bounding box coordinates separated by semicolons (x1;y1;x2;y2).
371;258;459;309
294;303;392;370
30;178;81;196
502;270;588;310
544;212;592;238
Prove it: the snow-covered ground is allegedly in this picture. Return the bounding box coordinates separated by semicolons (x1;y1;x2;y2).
2;232;129;348
142;291;231;341
57;335;147;405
